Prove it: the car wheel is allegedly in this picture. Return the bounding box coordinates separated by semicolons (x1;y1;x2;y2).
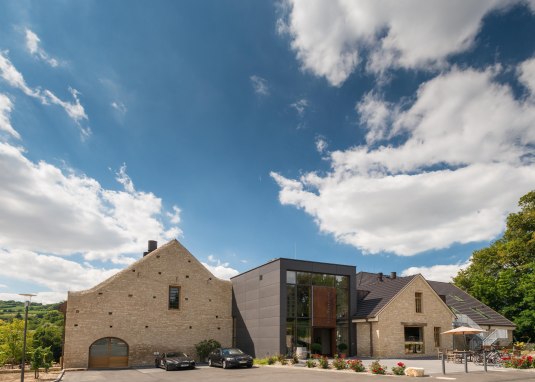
165;363;170;371
223;360;228;369
208;358;212;367
247;364;252;368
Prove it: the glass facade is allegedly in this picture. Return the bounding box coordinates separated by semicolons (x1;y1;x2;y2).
286;270;349;355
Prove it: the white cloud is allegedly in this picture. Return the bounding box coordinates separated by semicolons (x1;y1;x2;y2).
356;91;396;144
0;93;20;139
0;51;90;137
202;255;239;280
278;0;522;86
111;101;127;114
519;57;535;96
0;248;121;303
315;136;327;153
0;51;42;98
291;98;309;117
0;142;183;264
166;205;182;225
25;28;59;67
0;284;7;288
43;88;90;138
250;75;269;96
401;260;471;282
271;64;535;256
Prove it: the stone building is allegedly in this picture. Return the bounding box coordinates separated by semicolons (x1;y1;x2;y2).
63;240;516;367
354;272;515;358
63;240;232;368
354;272;455;358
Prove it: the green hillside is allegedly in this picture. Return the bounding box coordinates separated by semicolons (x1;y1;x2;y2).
0;300;64;329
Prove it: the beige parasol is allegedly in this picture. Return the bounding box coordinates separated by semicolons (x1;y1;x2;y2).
442;326;487;350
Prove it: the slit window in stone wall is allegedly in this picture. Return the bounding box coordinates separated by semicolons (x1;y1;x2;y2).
169;286;180;310
415;292;422;313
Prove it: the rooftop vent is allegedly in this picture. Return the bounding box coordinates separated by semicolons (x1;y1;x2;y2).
143;240;158;257
378;272;383;281
390;272;397;279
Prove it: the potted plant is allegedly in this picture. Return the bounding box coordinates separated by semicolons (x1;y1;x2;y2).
311;343;322;355
337;343;348;357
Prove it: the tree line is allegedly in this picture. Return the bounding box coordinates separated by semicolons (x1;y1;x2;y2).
0;301;63;366
454;190;535;341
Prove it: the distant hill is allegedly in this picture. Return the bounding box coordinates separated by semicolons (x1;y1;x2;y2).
0;300;64;329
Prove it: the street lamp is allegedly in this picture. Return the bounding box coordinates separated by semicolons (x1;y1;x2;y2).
18;293;36;382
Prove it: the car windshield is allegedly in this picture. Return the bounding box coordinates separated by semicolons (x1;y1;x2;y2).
166;352;186;358
222;348;244;356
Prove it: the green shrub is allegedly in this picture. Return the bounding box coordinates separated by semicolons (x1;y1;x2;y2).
305;358;316;368
318;356;329;369
337;343;348;353
370;360;386;374
391;362;406;375
194;339;221;361
267;356;277;365
254;357;270;365
347;359;366;372
331;355;347;370
290;353;299;364
311;343;322;354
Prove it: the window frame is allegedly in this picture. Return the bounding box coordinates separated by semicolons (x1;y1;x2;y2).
415;292;423;313
434;327;441;348
168;285;180;310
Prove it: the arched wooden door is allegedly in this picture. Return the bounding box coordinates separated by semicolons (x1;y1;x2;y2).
88;337;128;368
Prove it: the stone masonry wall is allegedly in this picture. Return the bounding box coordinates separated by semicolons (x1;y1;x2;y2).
63;240;232;368
374;276;454;358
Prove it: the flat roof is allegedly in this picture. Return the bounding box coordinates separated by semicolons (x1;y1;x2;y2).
231;257;356;279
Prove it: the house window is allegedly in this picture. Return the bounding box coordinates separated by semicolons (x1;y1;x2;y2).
415;292;422;313
169;286;180;309
434;327;441;347
404;326;424;354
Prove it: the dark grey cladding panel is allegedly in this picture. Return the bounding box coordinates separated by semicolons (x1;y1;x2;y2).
278;258;356;276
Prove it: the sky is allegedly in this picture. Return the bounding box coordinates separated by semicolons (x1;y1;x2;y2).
0;1;535;304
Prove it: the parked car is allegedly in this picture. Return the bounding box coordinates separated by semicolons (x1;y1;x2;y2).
207;348;253;369
155;352;195;370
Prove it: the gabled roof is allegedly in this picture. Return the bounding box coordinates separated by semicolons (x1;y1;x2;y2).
354;272;417;319
427;280;515;328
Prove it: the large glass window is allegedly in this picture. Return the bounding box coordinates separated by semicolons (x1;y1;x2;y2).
169;286;180;309
286;270;350;355
296;285;310;318
336;288;348;320
287;285;296;317
296;272;311;285
404;326;424;354
287;271;296;284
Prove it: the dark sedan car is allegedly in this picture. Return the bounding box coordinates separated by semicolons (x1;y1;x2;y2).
155;352;195;370
208;348;253;369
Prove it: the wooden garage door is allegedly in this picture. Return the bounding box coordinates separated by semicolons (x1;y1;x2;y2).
89;337;128;368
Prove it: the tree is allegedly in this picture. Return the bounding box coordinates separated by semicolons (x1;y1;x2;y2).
33;323;63;361
194;339;221;361
0;319;33;366
30;346;52;378
454;190;535;340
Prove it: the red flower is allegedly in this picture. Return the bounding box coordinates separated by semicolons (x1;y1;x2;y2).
397;362;405;367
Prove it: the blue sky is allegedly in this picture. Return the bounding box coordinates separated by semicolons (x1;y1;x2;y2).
1;1;535;303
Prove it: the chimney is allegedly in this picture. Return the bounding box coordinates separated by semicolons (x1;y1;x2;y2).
143;240;158;257
378;272;383;281
390;272;397;279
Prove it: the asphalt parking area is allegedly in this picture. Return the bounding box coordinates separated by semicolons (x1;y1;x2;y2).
62;364;535;382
